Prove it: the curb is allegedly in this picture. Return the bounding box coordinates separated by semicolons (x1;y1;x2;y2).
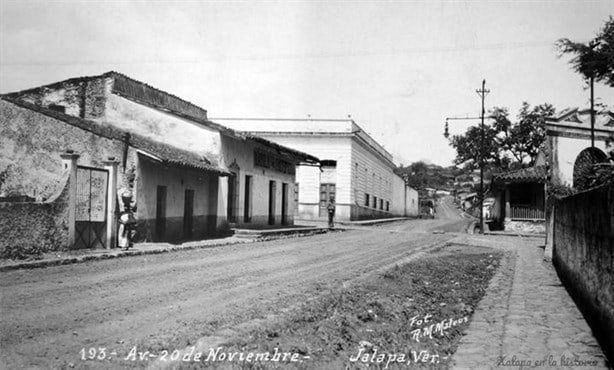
0;229;332;272
338;217;411;226
484;231;546;238
295;217;425;229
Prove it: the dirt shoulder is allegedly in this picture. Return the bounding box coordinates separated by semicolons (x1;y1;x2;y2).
152;244;502;369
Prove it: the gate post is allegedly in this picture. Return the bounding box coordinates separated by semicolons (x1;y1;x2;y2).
60;151;80;248
103;158;120;249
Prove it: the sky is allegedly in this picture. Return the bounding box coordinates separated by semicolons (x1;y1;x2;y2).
1;0;613;167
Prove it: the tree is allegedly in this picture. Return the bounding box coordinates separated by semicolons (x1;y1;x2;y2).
557;16;614;87
449;103;555;172
394;162;458;190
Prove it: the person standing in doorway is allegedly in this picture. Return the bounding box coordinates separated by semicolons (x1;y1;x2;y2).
118;190;137;250
327;197;336;228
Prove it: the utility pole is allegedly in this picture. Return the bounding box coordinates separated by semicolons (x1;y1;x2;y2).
476;80;490;234
590;75;595;148
443;80;490;234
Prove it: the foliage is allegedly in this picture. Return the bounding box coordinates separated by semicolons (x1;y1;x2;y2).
584;163;614;189
394;161;459;190
1;242;44;260
449;103;555;172
557;16;614;86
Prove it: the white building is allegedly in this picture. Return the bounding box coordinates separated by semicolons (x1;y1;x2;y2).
211;118;419;221
545;108;614;188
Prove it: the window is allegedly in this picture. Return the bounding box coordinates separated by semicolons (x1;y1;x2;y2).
386;201;390;211
321;160;337;167
373;196;377;208
380;199;384;210
365;193;370;206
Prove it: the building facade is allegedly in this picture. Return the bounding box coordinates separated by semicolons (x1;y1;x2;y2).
545;108;614;188
211;118;418;221
1;72;316;253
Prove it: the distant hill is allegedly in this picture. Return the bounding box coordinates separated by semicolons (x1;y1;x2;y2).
394;161;461;192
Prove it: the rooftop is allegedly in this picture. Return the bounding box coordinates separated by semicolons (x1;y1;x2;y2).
3;72;319;166
494;165;547;184
211;117;394;164
2;96;229;175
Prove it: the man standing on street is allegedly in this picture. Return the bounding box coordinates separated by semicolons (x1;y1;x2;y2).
327;198;336;228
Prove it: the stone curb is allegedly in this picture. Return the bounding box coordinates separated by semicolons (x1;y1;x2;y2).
297;217;417;228
338;217;412;226
484;231;546;238
0;229;333;272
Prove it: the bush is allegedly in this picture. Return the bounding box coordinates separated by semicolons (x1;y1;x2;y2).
1;242;44;260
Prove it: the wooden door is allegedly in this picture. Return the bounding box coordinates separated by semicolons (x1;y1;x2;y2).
183;189;194;239
319;183;335;217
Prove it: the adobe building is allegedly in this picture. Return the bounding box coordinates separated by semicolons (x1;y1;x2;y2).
211;118;419;221
0;72;317;253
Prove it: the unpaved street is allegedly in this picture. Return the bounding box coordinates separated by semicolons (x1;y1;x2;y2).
0;199;469;368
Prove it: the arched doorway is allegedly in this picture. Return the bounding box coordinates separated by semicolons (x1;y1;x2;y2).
573;147;608;189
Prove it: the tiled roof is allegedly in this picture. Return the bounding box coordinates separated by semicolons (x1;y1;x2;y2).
494;165;547;184
129;134;228;174
2;97;229;175
243;134;320;164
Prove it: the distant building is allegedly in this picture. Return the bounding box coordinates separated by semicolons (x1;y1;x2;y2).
0;72;317;252
211;118;419;220
490;108;614;235
491;159;547;233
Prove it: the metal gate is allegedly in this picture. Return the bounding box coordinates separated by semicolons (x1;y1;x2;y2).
74;166;108;249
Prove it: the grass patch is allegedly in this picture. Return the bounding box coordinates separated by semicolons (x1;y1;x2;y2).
210;248;502;369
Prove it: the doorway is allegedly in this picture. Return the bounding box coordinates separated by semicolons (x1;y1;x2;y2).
281;183;289;225
183;189;194;239
268;180;276;225
156;185;167;241
74;166;108;249
319;183;336;217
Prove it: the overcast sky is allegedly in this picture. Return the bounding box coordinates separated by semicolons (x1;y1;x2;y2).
1;0;613;166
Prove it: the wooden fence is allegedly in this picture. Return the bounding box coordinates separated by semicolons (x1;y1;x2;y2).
510;205;545;220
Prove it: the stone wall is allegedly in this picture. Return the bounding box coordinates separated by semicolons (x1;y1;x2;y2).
553;184;614;363
503;220;546;234
0;176;70;258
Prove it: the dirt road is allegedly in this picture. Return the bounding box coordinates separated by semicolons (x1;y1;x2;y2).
0;199;469;368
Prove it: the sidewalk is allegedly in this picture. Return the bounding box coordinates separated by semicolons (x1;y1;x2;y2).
0;226;328;272
450;234;609;369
